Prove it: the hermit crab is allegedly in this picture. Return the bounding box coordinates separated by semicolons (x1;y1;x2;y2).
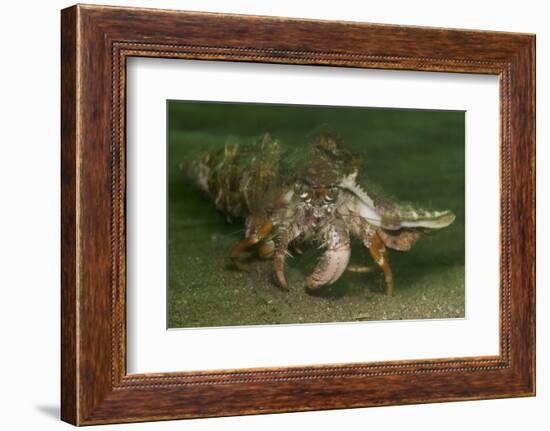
192;132;455;296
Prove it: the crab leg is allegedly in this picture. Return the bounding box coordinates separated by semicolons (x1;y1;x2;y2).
347;217;377;274
347;221;394;296
348;265;376;273
368;232;394;297
274;229;291;290
230;220;272;272
273;225;302;290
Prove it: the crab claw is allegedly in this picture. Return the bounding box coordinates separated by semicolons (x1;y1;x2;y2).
307;228;351;289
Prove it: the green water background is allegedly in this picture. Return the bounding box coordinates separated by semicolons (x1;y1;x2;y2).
167;101;465;328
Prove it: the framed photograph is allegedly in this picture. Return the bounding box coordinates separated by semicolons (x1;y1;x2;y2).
61;4;535;425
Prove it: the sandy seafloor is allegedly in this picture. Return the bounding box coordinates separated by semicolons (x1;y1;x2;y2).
166;102;465;328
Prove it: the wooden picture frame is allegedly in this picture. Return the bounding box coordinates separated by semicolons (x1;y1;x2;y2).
61;4;535;425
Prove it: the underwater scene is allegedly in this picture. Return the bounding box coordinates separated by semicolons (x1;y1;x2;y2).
167;101;465;328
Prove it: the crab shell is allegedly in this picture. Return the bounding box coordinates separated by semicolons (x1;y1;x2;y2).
339;171;456;231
